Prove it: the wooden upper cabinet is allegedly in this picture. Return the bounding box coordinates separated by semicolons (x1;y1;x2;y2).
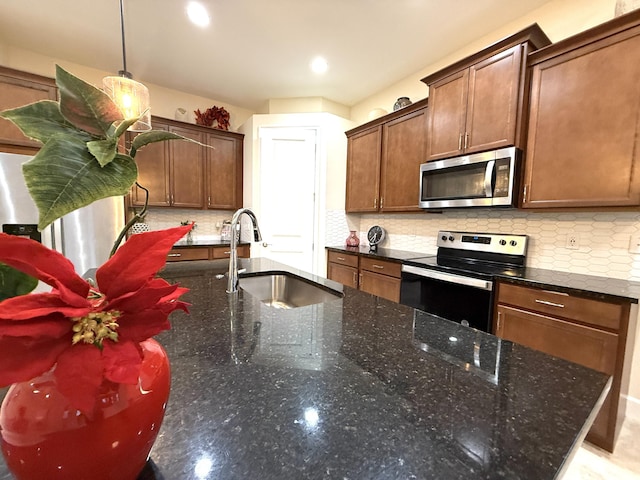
422;24;550;162
426;70;468;160
169;125;204;208
129;116;243;210
205;131;243;210
0;67;57;154
345;99;428;213
466;46;522;152
380;106;428;212
522;13;640;209
131;121;170;207
345;125;382;213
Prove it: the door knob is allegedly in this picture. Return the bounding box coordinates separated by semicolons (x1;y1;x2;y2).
262;242;270;248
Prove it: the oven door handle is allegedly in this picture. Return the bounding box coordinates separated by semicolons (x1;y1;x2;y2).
401;265;493;291
484;160;495;198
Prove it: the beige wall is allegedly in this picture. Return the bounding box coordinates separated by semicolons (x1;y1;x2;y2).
0;45;255;131
350;0;617;125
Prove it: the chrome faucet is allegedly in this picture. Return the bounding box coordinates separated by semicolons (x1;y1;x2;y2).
227;208;262;294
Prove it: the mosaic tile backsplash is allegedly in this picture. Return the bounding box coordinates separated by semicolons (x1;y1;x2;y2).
325;209;640;282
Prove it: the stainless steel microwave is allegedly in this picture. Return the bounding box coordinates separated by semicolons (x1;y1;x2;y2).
419;147;521;209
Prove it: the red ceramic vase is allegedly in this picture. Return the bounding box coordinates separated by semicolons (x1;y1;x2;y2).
0;339;170;480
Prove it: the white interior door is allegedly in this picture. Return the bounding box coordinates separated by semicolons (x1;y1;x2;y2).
259;127;318;272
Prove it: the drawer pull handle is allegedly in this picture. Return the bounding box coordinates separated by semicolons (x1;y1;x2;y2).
373;264;385;269
168;253;181;257
535;299;564;308
337;256;345;261
224;251;231;254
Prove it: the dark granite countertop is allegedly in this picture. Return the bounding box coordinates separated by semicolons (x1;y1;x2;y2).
327;245;640;303
0;258;611;479
327;245;432;262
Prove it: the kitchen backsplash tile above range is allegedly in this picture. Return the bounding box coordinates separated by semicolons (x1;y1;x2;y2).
326;209;640;282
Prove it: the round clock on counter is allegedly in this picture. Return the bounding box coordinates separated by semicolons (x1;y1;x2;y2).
367;225;386;251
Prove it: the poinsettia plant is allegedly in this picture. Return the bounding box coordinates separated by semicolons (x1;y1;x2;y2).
0;226;190;414
0;66;195;414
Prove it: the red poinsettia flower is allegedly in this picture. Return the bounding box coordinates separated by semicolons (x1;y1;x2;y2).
0;224;191;415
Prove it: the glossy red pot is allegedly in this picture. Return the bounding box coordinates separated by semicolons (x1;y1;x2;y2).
0;339;170;480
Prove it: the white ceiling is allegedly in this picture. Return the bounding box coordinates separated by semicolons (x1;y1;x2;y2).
0;0;554;110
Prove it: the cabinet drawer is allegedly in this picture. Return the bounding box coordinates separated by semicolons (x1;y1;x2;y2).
327;251;359;268
498;283;623;331
359;257;401;278
496;305;618;375
211;245;250;259
167;247;210;262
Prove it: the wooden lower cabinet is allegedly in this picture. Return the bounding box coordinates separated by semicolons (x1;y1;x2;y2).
494;282;632;452
167;245;250;262
326;251;358;289
358;257;401;303
326;249;401;303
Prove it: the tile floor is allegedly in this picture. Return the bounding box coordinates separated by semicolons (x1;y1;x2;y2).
563;413;640;479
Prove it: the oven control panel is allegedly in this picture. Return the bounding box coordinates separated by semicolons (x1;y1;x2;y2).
436;231;528;256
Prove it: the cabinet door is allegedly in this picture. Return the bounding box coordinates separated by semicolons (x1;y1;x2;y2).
523;32;640;208
0;67;57;153
496;304;619;447
327;263;358;289
205;133;242;210
131;121;170;207
380;107;427;212
345;126;382;212
359;270;401;303
496;305;618;375
465;45;522;154
426;69;468;161
169;126;205;208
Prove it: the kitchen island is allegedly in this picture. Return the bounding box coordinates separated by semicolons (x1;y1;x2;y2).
0;258;610;479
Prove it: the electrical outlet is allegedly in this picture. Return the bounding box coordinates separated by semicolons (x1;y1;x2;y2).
629;234;640;253
566;234;579;249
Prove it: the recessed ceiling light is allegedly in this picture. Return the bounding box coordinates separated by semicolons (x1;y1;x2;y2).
187;2;210;27
310;56;328;74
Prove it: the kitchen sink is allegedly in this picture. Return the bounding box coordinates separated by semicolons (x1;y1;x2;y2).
239;272;343;309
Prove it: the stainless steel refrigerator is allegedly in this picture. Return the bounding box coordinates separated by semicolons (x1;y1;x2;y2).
0;152;125;275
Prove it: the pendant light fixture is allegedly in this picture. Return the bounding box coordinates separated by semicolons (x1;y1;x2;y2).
102;0;151;131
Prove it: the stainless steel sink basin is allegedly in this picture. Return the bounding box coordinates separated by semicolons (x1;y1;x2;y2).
239;272;342;309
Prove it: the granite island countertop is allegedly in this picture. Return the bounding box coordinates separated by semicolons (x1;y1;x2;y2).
0;258;611;480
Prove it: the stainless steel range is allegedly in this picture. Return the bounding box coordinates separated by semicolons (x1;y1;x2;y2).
400;231;528;333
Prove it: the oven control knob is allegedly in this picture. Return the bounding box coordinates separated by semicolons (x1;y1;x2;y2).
441;235;447;241
499;239;507;246
448;235;455;242
510;240;518;246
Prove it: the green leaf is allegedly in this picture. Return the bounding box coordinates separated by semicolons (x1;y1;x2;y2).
87;138;118;167
23;135;138;229
56;65;123;137
0;100;92;144
113;117;141;138
130;130;207;158
0;263;38;301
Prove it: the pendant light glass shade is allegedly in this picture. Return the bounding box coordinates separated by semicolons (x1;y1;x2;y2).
103;75;151;131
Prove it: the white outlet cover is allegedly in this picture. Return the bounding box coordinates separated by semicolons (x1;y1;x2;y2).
629;234;640;253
